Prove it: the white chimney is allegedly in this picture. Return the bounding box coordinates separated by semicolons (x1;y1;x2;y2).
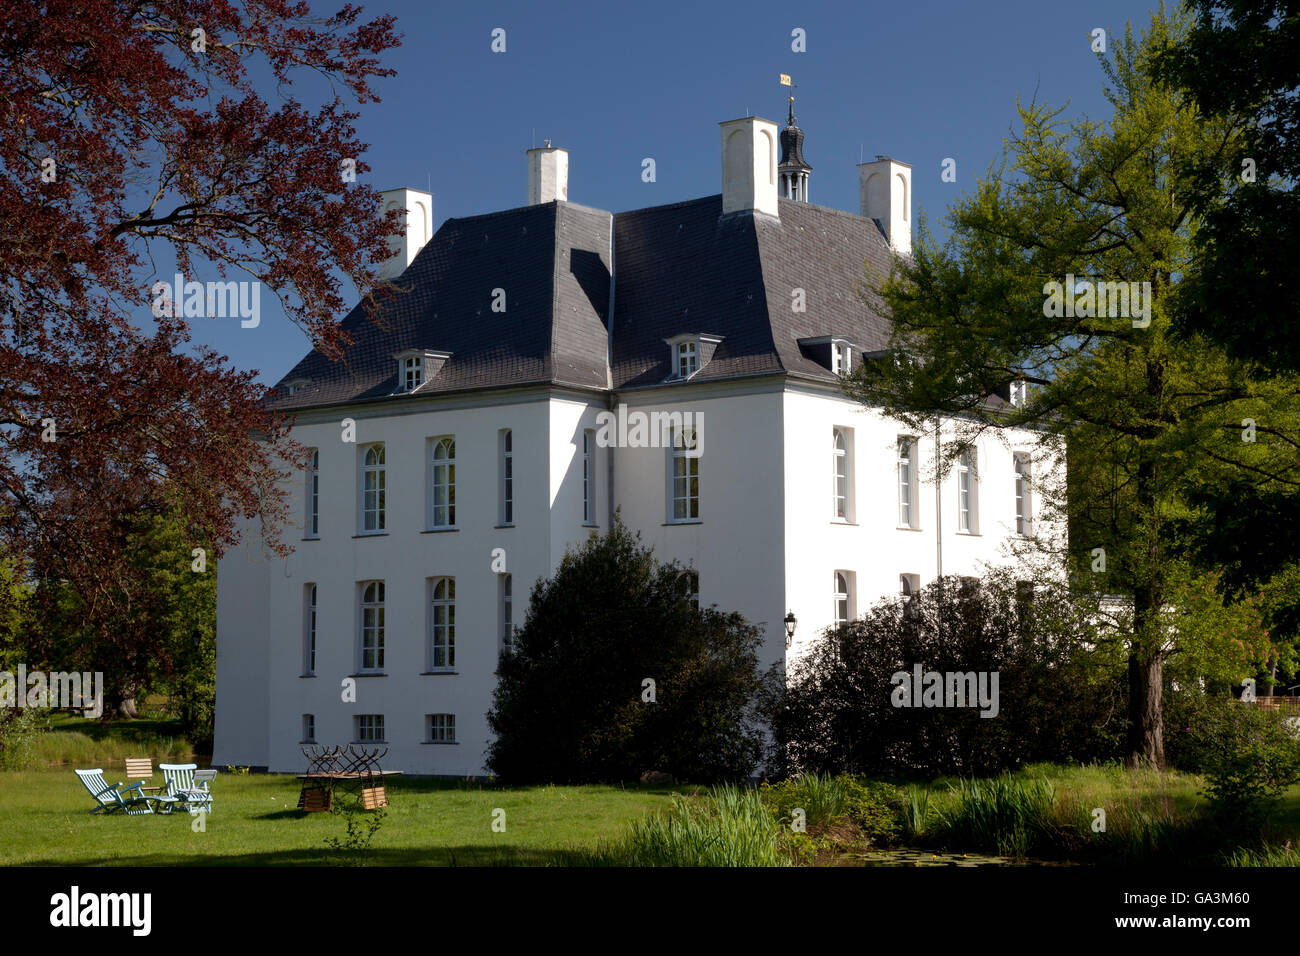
378;187;433;278
527;145;569;205
858;157;912;256
719;117;779;218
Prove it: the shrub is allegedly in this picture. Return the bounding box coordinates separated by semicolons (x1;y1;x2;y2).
758;571;1127;779
0;706;44;770
1168;694;1300;827
487;516;765;784
760;773;902;847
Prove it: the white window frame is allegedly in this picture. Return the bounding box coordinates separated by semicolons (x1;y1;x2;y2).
403;355;423;393
305;448;319;538
1010;380;1027;407
833;570;855;627
429;436;456;529
668;427;700;522
499;574;514;653
1013;452;1032;536
582;429;596;525
898;436;918;529
427;714;456;743
683;569;699;609
358;581;385;673
354;714;385;743
833;427;853;521
832;342;852;376
303;583;317;676
428;576;455;671
677;341;698;379
957;446;979;534
359;443;386;534
499;429;513;526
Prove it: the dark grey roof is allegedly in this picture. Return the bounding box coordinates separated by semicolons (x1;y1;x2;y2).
271;193;896;408
272;200;611;410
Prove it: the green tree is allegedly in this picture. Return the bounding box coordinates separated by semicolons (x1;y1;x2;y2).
486;516;765;784
845;8;1300;767
28;506;215;734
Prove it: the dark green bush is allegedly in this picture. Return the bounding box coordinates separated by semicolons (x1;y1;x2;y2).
486;516;765;784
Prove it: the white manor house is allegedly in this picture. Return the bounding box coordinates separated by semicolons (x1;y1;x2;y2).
214;103;1056;774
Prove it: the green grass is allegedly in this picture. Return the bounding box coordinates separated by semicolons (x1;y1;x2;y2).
588;783;788;867
0;767;682;866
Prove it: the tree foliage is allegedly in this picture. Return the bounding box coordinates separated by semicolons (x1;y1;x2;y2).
486;517;765;784
844;7;1300;767
0;1;401;668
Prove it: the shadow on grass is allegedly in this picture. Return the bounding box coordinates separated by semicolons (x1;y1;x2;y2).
17;846;603;867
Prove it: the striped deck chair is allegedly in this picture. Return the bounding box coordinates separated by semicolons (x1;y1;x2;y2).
160;763;211;815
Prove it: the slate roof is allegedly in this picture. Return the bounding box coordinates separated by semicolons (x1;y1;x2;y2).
270;192;898;409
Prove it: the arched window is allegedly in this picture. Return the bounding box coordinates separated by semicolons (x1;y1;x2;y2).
833;429;849;519
361;444;385;532
431;437;456;528
834;571;851;626
359;581;384;671
430;577;455;670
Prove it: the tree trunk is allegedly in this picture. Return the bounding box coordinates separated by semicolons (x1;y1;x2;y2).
1125;403;1166;771
1124;652;1164;769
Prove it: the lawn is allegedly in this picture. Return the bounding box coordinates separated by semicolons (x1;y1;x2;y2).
0;767;682;866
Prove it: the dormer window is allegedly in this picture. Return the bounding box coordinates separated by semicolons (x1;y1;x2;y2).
797;335;857;377
284;378;311;396
664;334;723;381
403;356;422;393
677;341;698;378
1009;380;1027;407
832;342;852;375
391;349;452;395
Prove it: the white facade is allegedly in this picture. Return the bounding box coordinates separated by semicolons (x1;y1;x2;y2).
215;376;1055;774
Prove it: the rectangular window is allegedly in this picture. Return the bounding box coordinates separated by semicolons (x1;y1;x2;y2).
359;581;385;672
403;356;422;392
833;428;853;520
832;342;851;375
429;577;455;670
306;448;320;537
677;341;698;378
303;584;317;676
833;570;855;626
957;446;978;533
1014;453;1032;536
498;429;513;525
360;443;385;533
500;574;514;653
670;428;700;521
430;437;456;528
1010;380;1027;407
354;714;384;743
427;714;456;743
684;569;699;609
582;429;595;525
898;437;918;528
302;714;315;743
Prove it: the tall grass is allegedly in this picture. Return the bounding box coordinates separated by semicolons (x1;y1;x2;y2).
1223;843;1300;866
934;774;1055;858
589;784;788;866
901;785;932;841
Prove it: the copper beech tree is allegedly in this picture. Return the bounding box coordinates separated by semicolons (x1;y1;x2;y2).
0;1;401;714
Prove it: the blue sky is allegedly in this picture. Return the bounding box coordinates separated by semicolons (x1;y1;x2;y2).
184;0;1167;385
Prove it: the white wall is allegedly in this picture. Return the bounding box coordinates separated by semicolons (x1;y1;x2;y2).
214;381;1063;774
